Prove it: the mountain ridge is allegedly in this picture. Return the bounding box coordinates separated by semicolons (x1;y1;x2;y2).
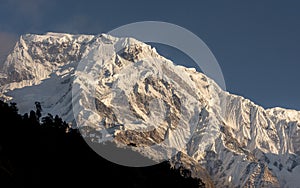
1;32;300;187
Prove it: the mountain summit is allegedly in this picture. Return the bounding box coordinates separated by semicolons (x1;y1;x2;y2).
1;33;300;187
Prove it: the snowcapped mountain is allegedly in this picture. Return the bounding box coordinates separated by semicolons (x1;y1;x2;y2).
0;32;94;122
1;32;300;187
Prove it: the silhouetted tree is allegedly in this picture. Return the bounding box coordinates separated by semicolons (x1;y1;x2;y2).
0;100;201;188
42;113;54;125
23;113;29;121
10;102;18;114
35;101;42;120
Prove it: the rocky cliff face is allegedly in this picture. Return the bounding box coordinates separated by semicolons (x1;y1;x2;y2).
1;32;300;187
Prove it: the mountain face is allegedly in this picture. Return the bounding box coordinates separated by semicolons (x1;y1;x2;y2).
1;32;300;187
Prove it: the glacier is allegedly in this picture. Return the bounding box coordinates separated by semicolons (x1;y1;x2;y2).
1;32;300;187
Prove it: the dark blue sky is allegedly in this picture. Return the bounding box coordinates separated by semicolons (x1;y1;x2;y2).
0;0;299;110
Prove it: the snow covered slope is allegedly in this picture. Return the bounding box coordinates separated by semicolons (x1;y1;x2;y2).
0;32;94;122
1;33;300;187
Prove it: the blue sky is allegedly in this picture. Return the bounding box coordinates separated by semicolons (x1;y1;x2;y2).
0;0;299;110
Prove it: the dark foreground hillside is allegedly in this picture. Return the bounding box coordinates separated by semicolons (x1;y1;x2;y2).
0;100;201;188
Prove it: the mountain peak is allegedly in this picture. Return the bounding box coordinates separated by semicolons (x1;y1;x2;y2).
1;32;300;187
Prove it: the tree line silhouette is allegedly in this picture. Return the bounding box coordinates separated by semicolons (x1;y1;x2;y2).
0;100;201;187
